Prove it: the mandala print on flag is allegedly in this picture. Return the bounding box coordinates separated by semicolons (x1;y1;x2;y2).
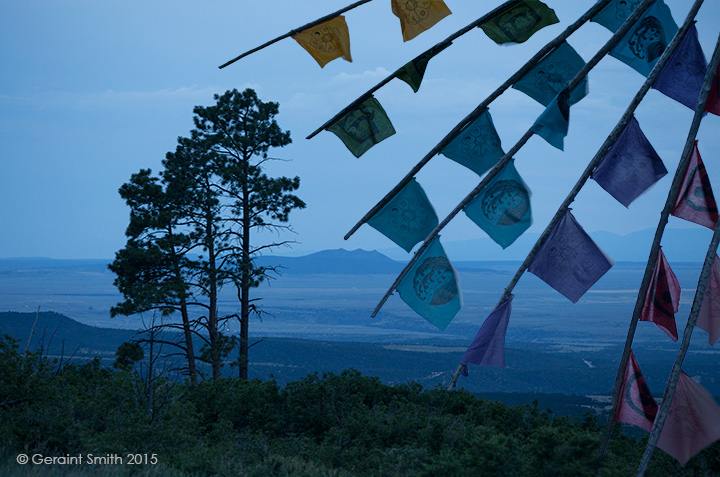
389;198;432;237
481;180;530;227
413;255;459;306
395;0;434;26
593;0;641;33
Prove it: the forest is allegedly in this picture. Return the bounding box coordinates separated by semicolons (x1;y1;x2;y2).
2;335;718;476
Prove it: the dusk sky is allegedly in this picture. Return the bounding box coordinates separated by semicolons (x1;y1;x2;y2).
1;0;719;260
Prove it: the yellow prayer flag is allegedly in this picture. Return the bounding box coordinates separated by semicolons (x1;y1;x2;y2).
291;15;352;68
391;0;452;42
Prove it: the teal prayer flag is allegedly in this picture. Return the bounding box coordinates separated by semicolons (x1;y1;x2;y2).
395;42;451;93
327;96;396;158
367;178;439;253
441;109;504;176
512;41;588;106
396;237;461;329
609;0;677;77
464;159;532;249
530;90;569;151
479;0;559;45
592;0;641;33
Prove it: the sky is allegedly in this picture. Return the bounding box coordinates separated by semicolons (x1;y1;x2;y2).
1;0;719;260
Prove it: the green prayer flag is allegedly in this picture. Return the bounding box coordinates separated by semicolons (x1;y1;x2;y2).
396;236;461;330
464;159;532;249
512;41;588;106
531;90;569;151
327;96;396;158
395;42;452;93
368;178;439;252
440;109;504;176
479;0;559;45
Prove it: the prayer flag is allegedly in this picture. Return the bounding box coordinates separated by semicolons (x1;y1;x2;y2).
697;254;720;346
464;159;532;249
657;372;720;466
671;142;718;230
395;42;451;93
592;0;641;33
479;0;559;45
591;116;667;207
653;24;707;111
327;96;396;158
705;59;720;116
640;248;681;341
396;236;461;329
512;41;588;106
608;0;678;77
441;109;504;176
614;350;658;432
291;16;352;68
391;0;451;42
367;178;438;253
528;210;614;303
460;296;513;372
530;90;569;151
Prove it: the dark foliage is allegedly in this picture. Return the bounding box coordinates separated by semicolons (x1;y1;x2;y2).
1;335;718;476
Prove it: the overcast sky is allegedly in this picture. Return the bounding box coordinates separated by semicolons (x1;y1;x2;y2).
1;1;719;259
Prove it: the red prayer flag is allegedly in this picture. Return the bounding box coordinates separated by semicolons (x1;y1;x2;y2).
640;248;681;341
657;372;720;466
706;61;720;116
697;254;720;346
671;142;719;230
614;351;658;432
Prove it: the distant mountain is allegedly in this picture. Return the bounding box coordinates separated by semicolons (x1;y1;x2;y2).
254;248;404;274
380;227;712;262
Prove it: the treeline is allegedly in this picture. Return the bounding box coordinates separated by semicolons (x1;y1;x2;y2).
1;336;717;476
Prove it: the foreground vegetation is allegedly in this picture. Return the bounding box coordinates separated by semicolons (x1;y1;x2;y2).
1;336;718;476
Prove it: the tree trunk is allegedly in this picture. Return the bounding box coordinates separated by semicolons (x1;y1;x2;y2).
239;171;251;381
205;188;221;380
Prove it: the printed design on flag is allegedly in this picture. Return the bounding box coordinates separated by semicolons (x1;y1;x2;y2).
488;4;542;41
627;15;668;64
557;89;570;121
665;57;705;97
544;236;596;278
652;268;678;319
481;180;530;226
683;162;718;214
307;24;343;54
459;122;503;159
626;371;659;421
389;197;433;235
533;60;575;97
336;104;381;143
610;0;640;25
393;0;433;25
412;256;459;306
667;400;703;438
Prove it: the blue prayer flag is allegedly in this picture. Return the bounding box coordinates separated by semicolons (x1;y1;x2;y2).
653;24;707;111
460;295;513;373
396;237;461;329
591;116;667;207
528;210;614;303
531;90;569;150
513;41;588;106
592;0;641;33
441;109;504;176
609;0;677;77
367;178;438;253
464;159;532;249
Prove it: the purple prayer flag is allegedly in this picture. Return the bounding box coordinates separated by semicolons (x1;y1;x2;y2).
460;296;513;373
653;24;707;111
591;116;667;207
528;210;615;303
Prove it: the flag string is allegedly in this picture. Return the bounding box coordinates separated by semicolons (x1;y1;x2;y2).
218;0;374;69
307;0;530;140
370;0;658;319
343;0;615;241
446;0;707;393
